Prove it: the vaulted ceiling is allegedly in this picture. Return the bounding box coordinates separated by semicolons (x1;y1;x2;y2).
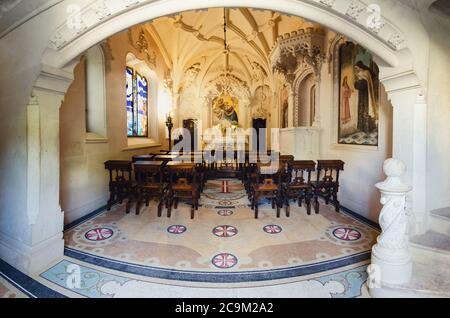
142;8;318;90
0;0;62;38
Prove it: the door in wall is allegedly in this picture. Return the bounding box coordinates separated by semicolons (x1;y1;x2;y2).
252;118;267;152
183;118;198;152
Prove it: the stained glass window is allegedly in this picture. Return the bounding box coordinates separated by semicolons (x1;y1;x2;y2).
136;73;148;137
126;67;134;137
126;67;149;137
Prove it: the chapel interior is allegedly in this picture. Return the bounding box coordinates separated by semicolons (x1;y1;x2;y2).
0;0;449;299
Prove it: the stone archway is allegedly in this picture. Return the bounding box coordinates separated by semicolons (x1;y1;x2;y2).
11;0;426;282
294;70;316;127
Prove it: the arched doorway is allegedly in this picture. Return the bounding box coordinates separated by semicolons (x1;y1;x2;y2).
10;1;426;287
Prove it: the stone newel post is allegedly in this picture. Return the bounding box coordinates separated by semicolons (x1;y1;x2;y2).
369;158;412;288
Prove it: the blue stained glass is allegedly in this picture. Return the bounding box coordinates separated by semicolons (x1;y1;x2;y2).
136;73;148;137
126;67;149;137
126;67;134;137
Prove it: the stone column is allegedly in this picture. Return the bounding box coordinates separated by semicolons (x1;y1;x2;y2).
387;88;427;235
312;77;321;127
22;65;72;274
381;63;427;236
369;158;412;293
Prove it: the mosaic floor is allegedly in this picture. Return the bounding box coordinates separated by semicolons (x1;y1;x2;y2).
0;178;379;298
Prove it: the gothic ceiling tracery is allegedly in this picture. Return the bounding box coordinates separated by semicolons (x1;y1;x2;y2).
141;8;317;92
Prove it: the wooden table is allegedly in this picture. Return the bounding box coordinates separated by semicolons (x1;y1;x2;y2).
153;154;179;164
132;154;155;162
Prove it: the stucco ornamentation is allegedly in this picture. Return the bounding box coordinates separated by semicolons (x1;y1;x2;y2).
370;158;413;285
95;1;112;20
318;0;335;8
345;1;365;21
46;0;408;52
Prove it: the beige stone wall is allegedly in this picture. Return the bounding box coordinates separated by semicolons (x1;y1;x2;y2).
60;30;168;224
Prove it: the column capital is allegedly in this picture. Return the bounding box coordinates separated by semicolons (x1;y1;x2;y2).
34;64;74;96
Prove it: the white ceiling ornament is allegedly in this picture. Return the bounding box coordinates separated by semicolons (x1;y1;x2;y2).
271;27;326;83
247;58;267;83
128;28;157;68
45;1;408;53
345;1;365;21
181;63;202;92
203;73;251;109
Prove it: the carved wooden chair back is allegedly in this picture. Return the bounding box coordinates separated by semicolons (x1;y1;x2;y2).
316;160;345;185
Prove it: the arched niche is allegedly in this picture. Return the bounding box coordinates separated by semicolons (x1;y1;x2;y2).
294;71;316;127
85;45;107;139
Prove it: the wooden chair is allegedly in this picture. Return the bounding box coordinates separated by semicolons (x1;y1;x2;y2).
279;155;294;165
131;161;166;216
177;153;206;192
251;163;282;219
282;160;316;216
166;162;199;219
244;152;259;196
104;160;133;211
311;160;345;213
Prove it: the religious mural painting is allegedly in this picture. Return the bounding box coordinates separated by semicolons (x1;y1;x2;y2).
338;42;380;146
212;95;239;128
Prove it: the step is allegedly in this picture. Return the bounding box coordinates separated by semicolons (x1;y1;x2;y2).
377;260;450;298
410;230;450;264
429;207;450;235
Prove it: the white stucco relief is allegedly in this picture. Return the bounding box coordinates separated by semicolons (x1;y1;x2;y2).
47;0;406;55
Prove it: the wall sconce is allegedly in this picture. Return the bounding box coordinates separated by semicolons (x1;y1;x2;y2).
165;111;174;150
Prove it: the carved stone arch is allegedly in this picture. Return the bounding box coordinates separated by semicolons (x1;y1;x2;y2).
328;34;346;74
293;67;315;126
14;0;428;281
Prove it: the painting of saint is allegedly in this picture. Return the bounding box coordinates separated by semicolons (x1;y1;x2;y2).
338;42;379;146
212;95;239;127
340;76;352;125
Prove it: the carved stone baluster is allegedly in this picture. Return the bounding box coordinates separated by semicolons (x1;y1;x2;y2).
369;158;412;292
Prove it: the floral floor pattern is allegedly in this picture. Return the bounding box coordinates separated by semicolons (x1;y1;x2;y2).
62;179;378;282
0;178;379;298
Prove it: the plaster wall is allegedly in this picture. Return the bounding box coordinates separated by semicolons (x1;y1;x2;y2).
60;30;168;224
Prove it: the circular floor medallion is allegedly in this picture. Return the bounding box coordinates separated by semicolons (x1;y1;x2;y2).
218;200;234;206
332;228;362;241
263;225;283;234
213;225;238;238
84;228;114;241
167;225;187;235
217;210;234;216
212;253;238;269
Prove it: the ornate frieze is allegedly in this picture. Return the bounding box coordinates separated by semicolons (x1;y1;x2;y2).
94;1;112;20
47;0;407;52
388;33;406;50
128;28;157;67
202;74;251;109
345;1;365;21
271;27;326;83
318;0;335;8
